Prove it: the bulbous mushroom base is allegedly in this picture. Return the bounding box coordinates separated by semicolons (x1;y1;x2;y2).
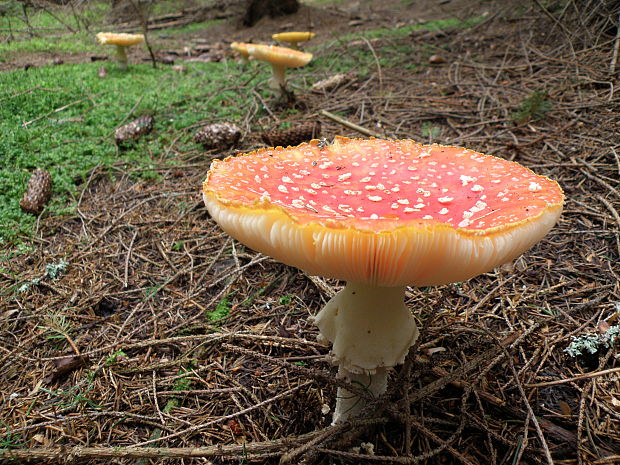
333;366;388;424
312;282;419;423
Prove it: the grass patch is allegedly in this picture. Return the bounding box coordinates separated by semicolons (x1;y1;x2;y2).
0;425;26;449
310;17;481;77
338;17;482;43
512;89;552;124
0;32;97;58
207;293;234;323
0;2;221;61
0;1;110;60
0;1;109;31
0;60;261;244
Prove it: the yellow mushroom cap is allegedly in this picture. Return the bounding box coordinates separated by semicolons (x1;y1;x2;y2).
272;31;316;44
230;42;252;58
247;44;312;68
96;32;145;47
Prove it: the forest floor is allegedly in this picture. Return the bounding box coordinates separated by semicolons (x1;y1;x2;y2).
1;0;619;464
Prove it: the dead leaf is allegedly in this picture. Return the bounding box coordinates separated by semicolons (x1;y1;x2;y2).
227;419;244;436
559;400;572;416
43;355;88;384
32;434;51;445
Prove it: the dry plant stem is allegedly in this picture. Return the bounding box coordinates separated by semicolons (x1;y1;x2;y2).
319;109;383;138
133;381;312;446
361;36;383;93
526;366;620;387
610;13;620;75
129;0;157;69
0;419;388;464
313;282;419;424
279;422;352;464
507;354;553;465
0;440;302;462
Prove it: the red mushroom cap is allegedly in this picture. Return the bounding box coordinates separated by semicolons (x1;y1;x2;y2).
203;137;564;287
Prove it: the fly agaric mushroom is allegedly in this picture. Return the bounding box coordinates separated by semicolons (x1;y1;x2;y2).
96;32;144;70
272;31;316;50
202;137;564;424
247;44;312;96
230;42;252;63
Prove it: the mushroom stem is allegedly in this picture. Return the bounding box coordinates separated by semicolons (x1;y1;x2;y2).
115;44;128;70
334;366;388;424
313;282;419;424
268;64;287;93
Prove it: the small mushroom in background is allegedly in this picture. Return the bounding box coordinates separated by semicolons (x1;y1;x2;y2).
20;169;53;215
247;44;312;98
98;66;107;78
96;32;145;71
260;121;321;147
230;42;253;63
115;115;154;147
194;122;242;151
428;54;446;64
272;31;316;50
202;137;564;424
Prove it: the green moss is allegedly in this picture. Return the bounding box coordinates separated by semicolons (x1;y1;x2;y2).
0;61;259;243
207;293;233;323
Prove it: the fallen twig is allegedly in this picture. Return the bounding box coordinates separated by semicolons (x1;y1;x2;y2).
319;109;383;138
526;366;620;387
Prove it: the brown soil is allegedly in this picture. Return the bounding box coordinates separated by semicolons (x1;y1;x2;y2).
1;0;620;464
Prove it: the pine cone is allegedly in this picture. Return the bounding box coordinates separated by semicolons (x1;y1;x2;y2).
261;122;321;147
20;169;53;215
115;115;154;146
194;123;242;150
